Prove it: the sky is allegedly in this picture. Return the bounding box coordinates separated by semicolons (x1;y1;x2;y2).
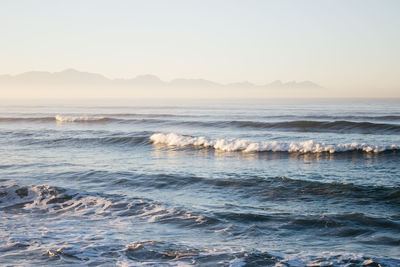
0;0;399;97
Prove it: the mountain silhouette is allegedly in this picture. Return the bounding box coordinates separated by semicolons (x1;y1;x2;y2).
0;69;322;90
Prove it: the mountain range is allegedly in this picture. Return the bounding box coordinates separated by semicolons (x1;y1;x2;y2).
0;69;322;90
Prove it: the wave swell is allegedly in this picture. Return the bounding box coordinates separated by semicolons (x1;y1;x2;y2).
26;135;151;146
225;120;400;134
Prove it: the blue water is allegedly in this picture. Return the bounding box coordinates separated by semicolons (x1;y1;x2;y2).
1;99;399;266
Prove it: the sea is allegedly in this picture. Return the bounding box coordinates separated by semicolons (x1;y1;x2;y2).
0;98;399;266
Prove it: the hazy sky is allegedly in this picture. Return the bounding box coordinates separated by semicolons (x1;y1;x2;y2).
1;0;399;95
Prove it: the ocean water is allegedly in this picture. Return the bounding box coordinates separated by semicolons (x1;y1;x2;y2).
0;98;399;266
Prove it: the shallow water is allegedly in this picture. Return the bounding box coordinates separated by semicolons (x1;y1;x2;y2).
1;99;399;266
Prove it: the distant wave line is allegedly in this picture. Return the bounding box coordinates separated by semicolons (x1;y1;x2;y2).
1;115;400;134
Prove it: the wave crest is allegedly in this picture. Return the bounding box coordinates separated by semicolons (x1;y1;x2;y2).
55;115;108;123
150;132;400;153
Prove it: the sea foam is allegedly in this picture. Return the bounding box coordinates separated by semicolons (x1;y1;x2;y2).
55;115;106;122
0;184;112;216
150;132;400;153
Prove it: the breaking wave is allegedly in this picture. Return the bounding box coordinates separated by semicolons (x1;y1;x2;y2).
0;184;206;226
1;184;399;266
150;132;400;153
0;116;111;123
55;115;109;123
0;184;112;216
0;115;168;124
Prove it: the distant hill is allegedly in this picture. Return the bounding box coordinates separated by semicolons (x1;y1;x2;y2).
0;69;324;98
0;69;322;88
6;69;109;84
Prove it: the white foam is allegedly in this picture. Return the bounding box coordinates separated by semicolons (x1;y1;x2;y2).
55;115;104;122
150;132;400;153
0;184;37;208
26;186;112;216
0;184;112;216
277;251;394;267
138;203;205;224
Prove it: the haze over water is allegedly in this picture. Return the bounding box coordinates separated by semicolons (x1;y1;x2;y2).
1;99;399;266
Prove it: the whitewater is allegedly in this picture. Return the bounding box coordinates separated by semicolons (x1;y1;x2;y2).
149;132;400;153
0;99;399;266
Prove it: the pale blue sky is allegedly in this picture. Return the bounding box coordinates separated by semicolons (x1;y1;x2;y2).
1;0;399;94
